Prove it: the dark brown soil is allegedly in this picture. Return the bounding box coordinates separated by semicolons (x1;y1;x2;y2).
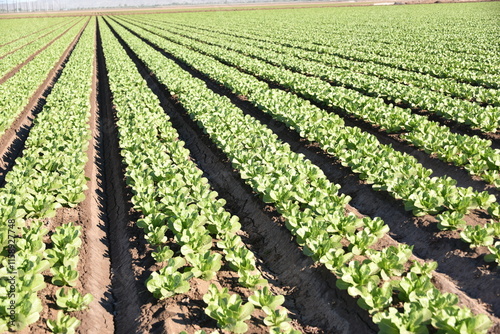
73;26;114;333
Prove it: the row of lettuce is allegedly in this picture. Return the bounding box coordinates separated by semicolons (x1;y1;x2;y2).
133;16;500;133
168;19;500;107
153;3;500;89
0;18;86;139
0;17;69;55
113;16;500;266
123;16;500;186
0;18;95;333
100;18;299;333
0;18;77;81
105;17;494;333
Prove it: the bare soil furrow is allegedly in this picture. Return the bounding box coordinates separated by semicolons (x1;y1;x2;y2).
95;18;145;333
76;23;114;334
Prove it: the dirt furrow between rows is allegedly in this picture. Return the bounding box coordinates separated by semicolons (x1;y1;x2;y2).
76;24;114;334
104;17;377;333
95;18;145;333
111;17;500;324
0;18;89;188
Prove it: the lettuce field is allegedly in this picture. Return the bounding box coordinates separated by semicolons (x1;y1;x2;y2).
0;2;499;333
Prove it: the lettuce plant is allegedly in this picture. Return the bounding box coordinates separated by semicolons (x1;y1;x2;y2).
409;261;438;278
397;273;435;303
55;288;93;311
303;231;342;261
185;251;222;280
264;308;300;334
460;225;494;248
145;257;191;299
217;234;242;250
178;230;213;256
46;311;80;334
45;247;79;267
484;242;500;264
248;286;284;314
203;284;254;334
432;307;492;334
357;282;393;315
406;189;445;216
5;291;43;331
225;247;256;273
347;230;378;255
15;221;48;254
50;223;82;250
326;213;364;237
238;271;268;289
23;193;60;219
486;221;500;238
364;217;390;239
487;202;500;220
436;211;466;231
373;303;431;334
3;248;49;276
366;245;412;280
206;209;241;237
473;191;496;209
151;245;174;263
144;225;169;246
320;248;353;275
51;265;79;287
